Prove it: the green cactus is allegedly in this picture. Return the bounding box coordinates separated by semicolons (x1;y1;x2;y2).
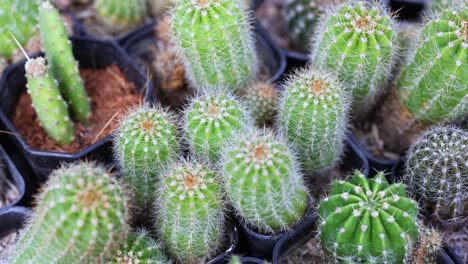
114;106;179;208
318;171;419;263
222;129;308;234
94;0;146;33
228;255;242;264
156;159;224;263
0;0;39;58
406;223;443;264
278;67;349;174
10;162;130;264
311;0;396;105
147;0;173;17
396;6;468;124
171;0;258;91
240;82;278;124
39;1;92;125
405;126;467;222
184;93;251;163
25;57;75;145
112;229;171;264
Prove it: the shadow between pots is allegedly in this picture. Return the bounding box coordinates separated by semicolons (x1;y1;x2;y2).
0;145;25;209
208;226;240;264
0;206;32;244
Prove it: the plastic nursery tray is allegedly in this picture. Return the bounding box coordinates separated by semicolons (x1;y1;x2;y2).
0;145;25;209
0;36;154;181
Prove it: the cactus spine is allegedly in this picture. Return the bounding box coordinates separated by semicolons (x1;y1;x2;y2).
396;5;468;123
240;82;278;124
25;57;74;145
171;0;258;91
318;171;419;263
222;129;308;234
39;2;91;125
405;126;467;222
114;106;179;208
278;67;349;174
156;160;224;263
311;0;396;105
184;93;251;163
94;0;146;33
10;162;130;264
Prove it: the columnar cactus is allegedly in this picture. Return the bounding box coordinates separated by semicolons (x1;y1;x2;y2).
10;162;130;264
311;0;396;104
39;1;92;125
156;160;224;263
405;126;467;222
318;171;419;263
0;0;39;58
240;82;278;124
396;5;467;124
278;67;349;174
184;93;251;163
25;57;74;145
171;0;258;91
114;106;179;208
112;229;171;264
222;129;308;234
94;0;146;33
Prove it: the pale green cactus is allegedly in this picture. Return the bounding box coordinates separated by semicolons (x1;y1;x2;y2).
240;82;278;124
94;0;146;33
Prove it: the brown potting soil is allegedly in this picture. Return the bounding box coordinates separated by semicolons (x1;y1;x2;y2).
12;64;143;153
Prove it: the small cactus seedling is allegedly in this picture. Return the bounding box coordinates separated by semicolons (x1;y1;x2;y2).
25;56;75;145
405;126;467;222
114;106;179;208
311;0;396;105
240;82;278;124
156;160;224;263
406;223;443;264
10;162;130;264
396;6;467;124
94;0;146;33
222;129;308;234
278;67;349;174
39;1;92;125
318;171;419;263
171;0;258;91
112;229;171;264
184;93;251;163
0;0;39;58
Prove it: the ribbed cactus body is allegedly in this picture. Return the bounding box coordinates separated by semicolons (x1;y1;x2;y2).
10;163;130;264
396;6;468;123
406;126;467;222
157;160;224;263
319;171;418;263
25;57;74;145
39;2;92;125
222;129;308;233
0;0;39;58
311;1;396;104
112;229;171;264
240;82;278;124
184;93;251;163
171;0;257;91
114;106;179;208
95;0;146;33
279;68;349;174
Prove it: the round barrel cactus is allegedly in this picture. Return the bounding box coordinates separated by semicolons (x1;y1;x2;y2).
94;0;146;33
319;171;419;263
240;82;278;124
405;126;467;222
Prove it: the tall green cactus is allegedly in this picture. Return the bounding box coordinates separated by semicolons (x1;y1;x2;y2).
0;0;39;58
94;0;146;33
39;1;92;125
171;0;258;91
318;171;419;263
405;126;467;222
279;67;349;174
311;0;396;105
10;162;130;264
396;5;467;123
25;57;75;145
156;159;224;263
222;129;308;234
114;106;179;208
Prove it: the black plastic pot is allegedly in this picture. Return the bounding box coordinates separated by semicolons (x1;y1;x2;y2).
385;0;427;21
0;206;32;241
0;145;25;208
208;226;240;264
342;134;370;177
236;256;266;263
0;36;154;180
